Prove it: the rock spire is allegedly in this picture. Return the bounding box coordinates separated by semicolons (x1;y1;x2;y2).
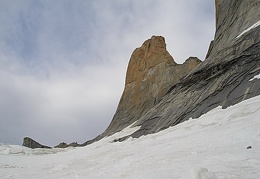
102;36;201;136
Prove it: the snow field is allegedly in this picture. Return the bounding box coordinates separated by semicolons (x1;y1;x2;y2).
1;95;260;179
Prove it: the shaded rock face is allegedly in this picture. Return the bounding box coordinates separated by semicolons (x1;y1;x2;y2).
86;0;260;144
102;36;201;136
23;137;51;149
205;0;260;67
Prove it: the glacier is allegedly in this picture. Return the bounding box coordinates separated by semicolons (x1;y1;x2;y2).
1;95;260;178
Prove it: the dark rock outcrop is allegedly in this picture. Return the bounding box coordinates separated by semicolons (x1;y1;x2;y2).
54;141;80;148
86;0;260;143
54;142;69;148
22;138;81;149
23;137;51;149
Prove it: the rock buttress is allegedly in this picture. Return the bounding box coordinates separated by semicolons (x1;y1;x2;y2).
102;36;201;136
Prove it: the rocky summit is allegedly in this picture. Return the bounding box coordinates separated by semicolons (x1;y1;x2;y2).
102;36;201;137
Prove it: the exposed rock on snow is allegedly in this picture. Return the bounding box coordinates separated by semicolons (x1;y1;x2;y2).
54;142;69;148
23;137;51;149
54;141;81;148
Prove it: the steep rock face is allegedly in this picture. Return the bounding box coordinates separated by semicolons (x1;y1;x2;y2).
23;137;51;149
102;36;201;136
125;0;260;139
86;0;260;143
205;0;259;67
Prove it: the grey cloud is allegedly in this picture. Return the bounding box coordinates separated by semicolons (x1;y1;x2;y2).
0;66;121;146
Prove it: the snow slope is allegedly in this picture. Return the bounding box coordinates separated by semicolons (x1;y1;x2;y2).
1;95;260;179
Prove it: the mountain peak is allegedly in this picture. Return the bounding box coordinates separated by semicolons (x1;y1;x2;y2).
141;35;167;51
103;36;201;136
126;35;176;85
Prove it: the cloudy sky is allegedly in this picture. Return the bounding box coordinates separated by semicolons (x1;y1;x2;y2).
0;0;215;146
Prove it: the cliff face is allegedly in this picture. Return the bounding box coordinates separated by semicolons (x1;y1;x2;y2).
102;36;201;137
85;0;260;144
206;0;260;67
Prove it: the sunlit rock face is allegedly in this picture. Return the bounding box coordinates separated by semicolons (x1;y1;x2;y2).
102;36;201;136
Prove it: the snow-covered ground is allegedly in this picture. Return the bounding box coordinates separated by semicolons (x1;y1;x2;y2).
1;95;260;179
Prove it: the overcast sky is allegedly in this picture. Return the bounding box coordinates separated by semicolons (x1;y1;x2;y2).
0;0;215;146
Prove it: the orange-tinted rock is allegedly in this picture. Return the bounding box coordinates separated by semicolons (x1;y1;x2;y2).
103;36;201;135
